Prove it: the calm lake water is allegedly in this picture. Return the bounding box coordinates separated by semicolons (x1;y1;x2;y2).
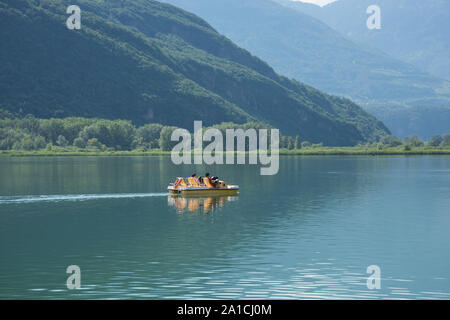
0;156;449;299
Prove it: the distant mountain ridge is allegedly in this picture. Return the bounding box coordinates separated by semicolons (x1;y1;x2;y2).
283;0;450;81
163;0;450;138
0;0;389;145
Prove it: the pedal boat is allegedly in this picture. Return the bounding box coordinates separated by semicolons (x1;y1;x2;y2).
168;177;239;197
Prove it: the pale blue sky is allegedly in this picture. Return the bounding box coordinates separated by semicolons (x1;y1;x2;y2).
293;0;338;7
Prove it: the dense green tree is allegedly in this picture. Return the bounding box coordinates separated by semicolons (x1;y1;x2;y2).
287;137;294;150
18;116;40;135
0;128;21;150
441;134;450;147
56;135;68;147
13;134;46;150
73;137;86;148
279;136;289;149
159;126;180;151
294;135;301;149
60;118;97;143
381;135;403;147
76;120;135;150
87;138;106;151
136;124;164;149
39;119;65;144
427;135;443;147
404;135;424;147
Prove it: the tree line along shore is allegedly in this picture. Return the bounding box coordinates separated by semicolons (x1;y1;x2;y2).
0;115;449;156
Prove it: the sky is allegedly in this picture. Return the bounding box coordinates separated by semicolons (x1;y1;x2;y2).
293;0;338;7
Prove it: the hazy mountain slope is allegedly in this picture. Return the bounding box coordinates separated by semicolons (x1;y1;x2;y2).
284;0;450;81
0;0;389;145
163;0;450;138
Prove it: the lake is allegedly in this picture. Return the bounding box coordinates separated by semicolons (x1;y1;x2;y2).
0;156;449;299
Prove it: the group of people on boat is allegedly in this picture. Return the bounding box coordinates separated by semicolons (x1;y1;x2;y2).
173;173;222;189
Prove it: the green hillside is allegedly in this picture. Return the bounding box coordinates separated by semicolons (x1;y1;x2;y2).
0;0;389;146
164;0;450;139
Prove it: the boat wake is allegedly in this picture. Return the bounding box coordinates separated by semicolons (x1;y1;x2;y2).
0;193;168;204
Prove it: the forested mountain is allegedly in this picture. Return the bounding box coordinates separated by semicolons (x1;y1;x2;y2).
283;0;450;81
163;0;450;138
0;0;389;146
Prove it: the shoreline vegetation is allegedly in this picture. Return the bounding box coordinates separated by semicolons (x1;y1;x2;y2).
1;147;450;157
1;115;449;157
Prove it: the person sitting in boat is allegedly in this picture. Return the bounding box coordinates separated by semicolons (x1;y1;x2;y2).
191;173;202;186
211;175;219;186
173;177;182;188
204;173;214;187
203;173;217;188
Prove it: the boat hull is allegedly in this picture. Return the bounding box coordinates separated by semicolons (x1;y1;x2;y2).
168;186;239;197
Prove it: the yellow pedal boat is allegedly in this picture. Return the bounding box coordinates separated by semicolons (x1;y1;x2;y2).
168;177;239;197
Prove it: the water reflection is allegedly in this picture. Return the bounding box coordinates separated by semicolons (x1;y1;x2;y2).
168;195;238;214
1;156;450;299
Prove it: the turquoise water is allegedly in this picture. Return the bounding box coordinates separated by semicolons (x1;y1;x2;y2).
0;156;449;299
